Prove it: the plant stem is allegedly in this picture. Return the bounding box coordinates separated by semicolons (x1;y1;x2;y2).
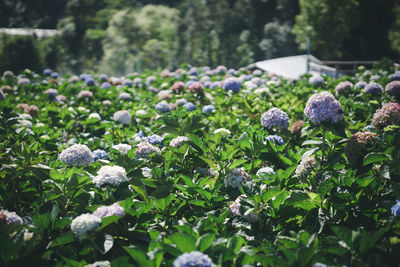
320;127;326;170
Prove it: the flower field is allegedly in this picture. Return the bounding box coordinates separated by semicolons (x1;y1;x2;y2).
1;65;400;266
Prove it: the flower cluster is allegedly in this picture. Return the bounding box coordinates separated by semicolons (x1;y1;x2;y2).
93;203;125;218
260;107;289;130
92;165;128;187
92;149;108;161
256;167;275;177
354;81;367;89
170;136;189;148
84;261;111;267
173;251;213;267
335;81;353;95
0;209;23;224
304;91;344;124
309;75;324;85
119;92;132;100
202;105;215;114
266;135;284;145
24;105;39;117
392;200;400;217
112;143;132;154
295;155;317;178
213;128;231;136
363;82;383;94
385;81;400;97
146;134;164;145
223;77;242;93
371;102;400;129
135;141;160;158
345;131;376;167
113;110;131;124
78;90;93;99
224;168;251;188
188;82;204;94
171;81;185;92
155;101;170;112
59;144;94;166
70;213;101;239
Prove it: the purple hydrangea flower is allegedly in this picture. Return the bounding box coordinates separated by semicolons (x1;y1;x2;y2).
209;81;221;89
119;92;132;100
146;134;163;145
85;77;95;86
354;81;367;89
260;108;289;130
385;81;400;97
133;77;142;86
223;77;242;93
266;135;284;145
43;68;51;75
123;79;133;87
389;71;400;81
51;72;59;78
93;203;125;218
216;65;227;74
101;82;111;89
371;102;400;129
335;81;353;95
155;102;170;112
304;91;344;124
392;200;400;216
364;82;383;94
173;251;213;267
202;66;211;72
146;76;156;85
0;209;23;224
202;105;215;114
184;102;196;111
176;98;188;106
92;149;108;162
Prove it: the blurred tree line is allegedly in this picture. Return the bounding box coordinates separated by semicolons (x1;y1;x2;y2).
0;0;398;74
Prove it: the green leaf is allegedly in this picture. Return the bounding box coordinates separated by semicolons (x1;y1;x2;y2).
130;185;149;202
123;246;152;267
196;233;216;252
49;232;75;247
229;159;247;169
169;233;196;252
363;152;391;165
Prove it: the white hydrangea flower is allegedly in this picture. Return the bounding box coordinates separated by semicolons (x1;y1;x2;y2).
224;169;251;188
19;113;32;120
169;136;189;148
0;209;23;224
213;128;231;136
88;112;101;121
17;120;32;128
92;165;128;187
84;261;111;267
135;110;147;116
112;143;132;155
78;106;89;113
113;110;131;124
59;144;94;166
70;213;101;239
295;155;317;178
135;141;160;158
93;203;125;218
256;167;275;177
35;122;45;127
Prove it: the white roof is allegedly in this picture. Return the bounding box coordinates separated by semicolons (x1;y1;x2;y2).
0;28;60;38
252;54;336;79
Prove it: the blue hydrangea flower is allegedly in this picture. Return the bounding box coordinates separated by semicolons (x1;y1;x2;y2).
80;74;90;81
209;81;221;89
173;251;213;267
223;77;242;93
155;102;170;112
101;82;111;89
260;108;289;130
86;77;95;86
51;72;59;78
184;102;196;111
202;66;211;72
389;71;400;81
392;200;400;216
266;135;284;145
93;149;109;161
363;82;383;94
202;105;215;114
146;134;163;145
43;68;51;75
